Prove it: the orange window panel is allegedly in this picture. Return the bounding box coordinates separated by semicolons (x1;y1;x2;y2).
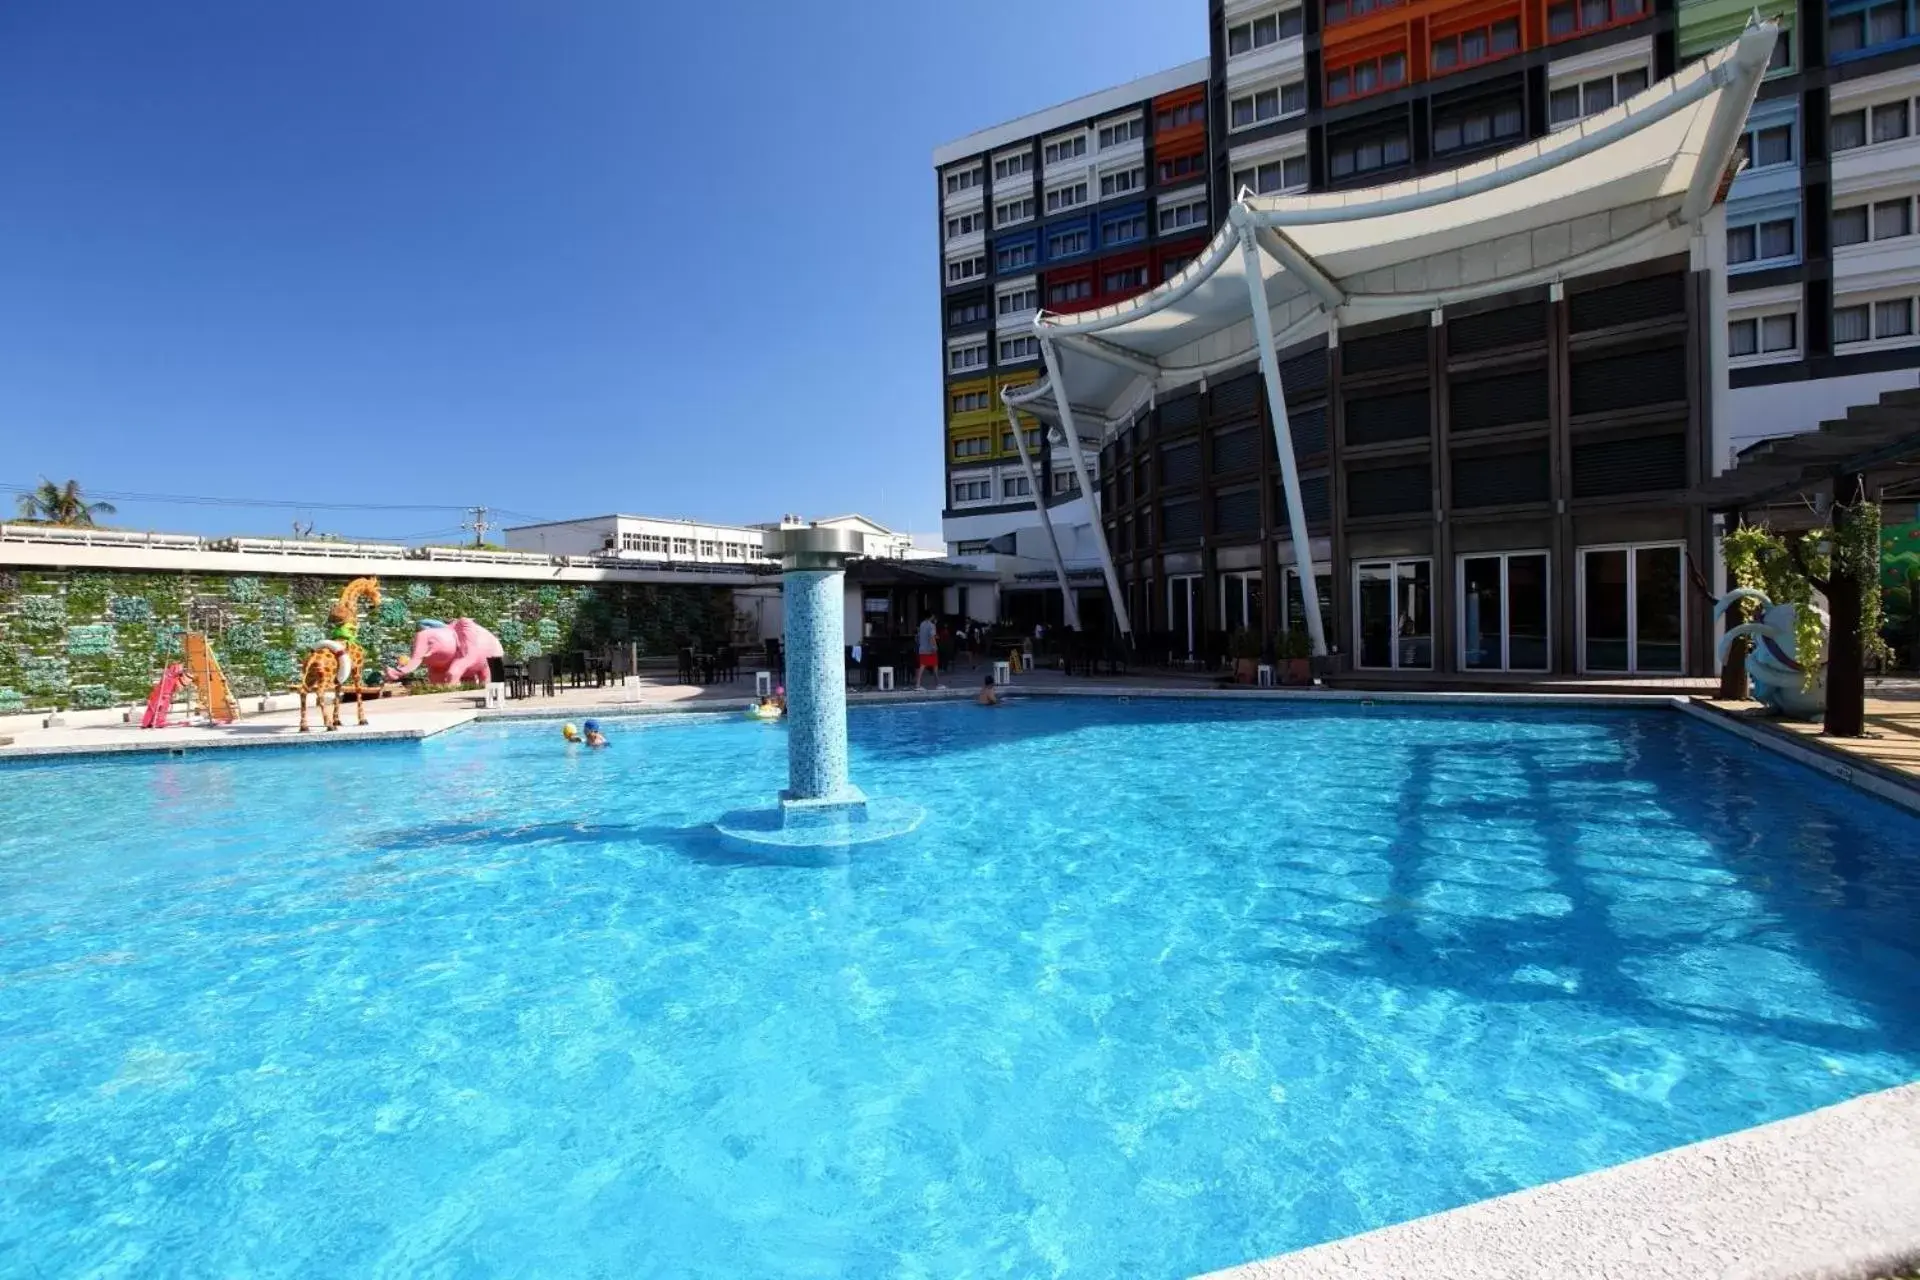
1428;5;1526;74
1538;0;1648;43
1325;33;1412;105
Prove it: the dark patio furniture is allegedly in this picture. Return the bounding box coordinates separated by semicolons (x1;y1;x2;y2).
525;654;556;696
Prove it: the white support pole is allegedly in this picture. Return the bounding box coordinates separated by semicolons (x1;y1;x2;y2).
1003;397;1081;631
1236;226;1329;658
1039;336;1134;640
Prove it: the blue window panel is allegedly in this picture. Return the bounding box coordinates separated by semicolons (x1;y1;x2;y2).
1042;216;1094;263
1100;202;1149;249
993;231;1039;274
1829;0;1920;62
1725;198;1802;273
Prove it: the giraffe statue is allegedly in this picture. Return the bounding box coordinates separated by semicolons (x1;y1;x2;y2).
298;577;381;732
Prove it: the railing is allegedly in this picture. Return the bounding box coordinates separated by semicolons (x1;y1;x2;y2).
213;536;412;558
0;523;205;550
409;546;554;566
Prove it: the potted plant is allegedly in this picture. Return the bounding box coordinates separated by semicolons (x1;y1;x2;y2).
1229;628;1262;683
1282;627;1313;685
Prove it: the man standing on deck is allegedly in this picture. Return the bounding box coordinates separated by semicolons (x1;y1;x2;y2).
915;614;939;690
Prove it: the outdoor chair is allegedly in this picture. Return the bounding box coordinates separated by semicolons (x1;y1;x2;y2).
677;647;698;684
525;654;556;697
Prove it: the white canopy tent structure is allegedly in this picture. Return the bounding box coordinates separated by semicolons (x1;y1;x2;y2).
1000;23;1776;653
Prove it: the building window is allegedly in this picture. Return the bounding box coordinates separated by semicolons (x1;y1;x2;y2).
1043;134;1088;165
948;300;987;326
948;342;988;373
945;212;983;239
993;151;1032;182
1325;0;1401;24
1228;6;1305;55
946;255;986;284
1433;98;1525;154
995;241;1036;272
1047;278;1093;306
1835;98;1916;151
697;540;716;557
944;166;981;196
1836;295;1920;343
1232;154;1309;195
953;436;990;459
1103;213;1146;245
1097;117;1144;149
1579;544;1682;673
1230;81;1306;128
1431;19;1521;72
1046;228;1090;258
1001;427;1041;454
952;479;993;504
1830;1;1912;56
1547;0;1646;39
997;285;1038;316
994;196;1035;227
1329;130;1410;178
1158;196;1209;233
1157;151;1206;185
1100;166;1144;198
1155;100;1205;131
671;537;693;556
1327;56;1406;104
1726;216;1796;265
1728;312;1798;357
1103;265;1149;293
1459;551;1550;672
950;389;989;413
1549;67;1651;126
1004;474;1032;499
1738;122;1795;169
998;334;1040;362
1052;470;1081;495
1162;253;1196;280
1354;559;1434;670
1045;181;1089;213
1876;197;1913;239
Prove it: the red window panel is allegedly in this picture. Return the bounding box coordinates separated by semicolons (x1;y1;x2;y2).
1154;237;1209;283
1326;39;1411;104
1096;251;1151;303
1044;266;1098;314
1542;0;1647;42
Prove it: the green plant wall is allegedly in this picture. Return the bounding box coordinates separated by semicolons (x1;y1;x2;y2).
0;568;734;712
1884;520;1920;662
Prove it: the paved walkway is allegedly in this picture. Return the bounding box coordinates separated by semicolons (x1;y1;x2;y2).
1700;690;1920;790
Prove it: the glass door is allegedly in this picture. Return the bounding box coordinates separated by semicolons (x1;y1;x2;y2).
1458;551;1550;671
1353;559;1433;669
1283;565;1335;645
1168;575;1200;661
1219;571;1263;634
1579;543;1684;673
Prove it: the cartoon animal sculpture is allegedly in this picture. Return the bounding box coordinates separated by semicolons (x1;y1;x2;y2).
1715;587;1828;720
299;577;380;732
385;618;506;687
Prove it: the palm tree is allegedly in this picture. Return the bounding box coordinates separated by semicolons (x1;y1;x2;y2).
15;478;116;526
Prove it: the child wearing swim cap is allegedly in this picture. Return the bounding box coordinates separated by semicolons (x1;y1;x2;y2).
583;719;607;748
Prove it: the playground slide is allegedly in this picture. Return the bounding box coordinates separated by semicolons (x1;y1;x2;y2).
183;633;238;723
141;663;185;729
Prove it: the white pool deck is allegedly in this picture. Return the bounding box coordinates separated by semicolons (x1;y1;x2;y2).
3;675;1917;1278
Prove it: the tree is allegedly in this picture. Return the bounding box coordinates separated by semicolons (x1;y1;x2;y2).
14;478;116;526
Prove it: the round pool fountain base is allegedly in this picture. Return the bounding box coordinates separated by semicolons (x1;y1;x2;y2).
714;793;925;851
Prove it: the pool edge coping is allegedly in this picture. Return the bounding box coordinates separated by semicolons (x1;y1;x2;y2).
1194;1080;1920;1280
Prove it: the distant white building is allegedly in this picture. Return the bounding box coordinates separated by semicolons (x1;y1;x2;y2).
502;512;938;565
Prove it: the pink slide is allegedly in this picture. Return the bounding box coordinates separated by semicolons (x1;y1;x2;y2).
141;663;185;728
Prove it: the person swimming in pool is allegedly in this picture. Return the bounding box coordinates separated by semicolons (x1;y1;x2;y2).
582;719;608;748
976;675;1001;706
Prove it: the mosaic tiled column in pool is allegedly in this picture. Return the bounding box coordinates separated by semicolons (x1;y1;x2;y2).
780;567;857;806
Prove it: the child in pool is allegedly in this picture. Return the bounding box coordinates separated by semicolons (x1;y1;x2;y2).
976;676;1001;706
582;719;608;748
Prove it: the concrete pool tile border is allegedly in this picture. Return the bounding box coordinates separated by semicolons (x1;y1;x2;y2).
1197;1081;1920;1280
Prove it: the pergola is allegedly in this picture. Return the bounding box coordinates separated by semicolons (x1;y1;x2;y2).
1689;386;1920;735
999;22;1777;652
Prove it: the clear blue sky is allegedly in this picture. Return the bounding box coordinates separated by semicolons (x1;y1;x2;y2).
0;1;1202;543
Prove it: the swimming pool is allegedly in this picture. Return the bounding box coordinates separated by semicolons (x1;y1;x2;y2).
2;698;1917;1278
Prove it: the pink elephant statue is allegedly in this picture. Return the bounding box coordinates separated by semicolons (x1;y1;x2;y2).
386;618;506;685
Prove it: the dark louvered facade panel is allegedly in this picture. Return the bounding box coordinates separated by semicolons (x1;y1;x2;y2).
1160;440;1201;487
1214;487;1260;534
1280;348;1328;403
1568;272;1685;333
1569;346;1687;416
1452;450;1551;508
1161;497;1202;542
1210;374;1261;420
1300;472;1330;524
1212;426;1259;474
1450;367;1549;432
1160;393;1202;432
1345;388;1431;447
1448;303;1546;355
1289;404;1327;456
1341;326;1428;375
1571;433;1688;498
1347;462;1432;518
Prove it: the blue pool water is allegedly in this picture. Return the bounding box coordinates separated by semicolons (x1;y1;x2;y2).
2;699;1918;1278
